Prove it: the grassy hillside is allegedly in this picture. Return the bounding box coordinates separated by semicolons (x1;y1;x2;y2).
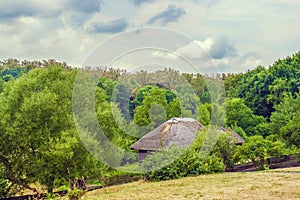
76;167;300;200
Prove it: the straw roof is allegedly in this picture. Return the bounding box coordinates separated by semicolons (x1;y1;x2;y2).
131;118;204;151
218;127;246;145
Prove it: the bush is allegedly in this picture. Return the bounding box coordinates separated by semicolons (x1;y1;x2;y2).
142;146;225;181
212;132;237;169
234;135;291;169
190;128;237;169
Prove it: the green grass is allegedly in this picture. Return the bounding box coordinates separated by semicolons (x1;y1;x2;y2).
74;167;300;200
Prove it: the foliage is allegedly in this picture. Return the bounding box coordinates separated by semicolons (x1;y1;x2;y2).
142;145;225;181
190;128;237;169
0;65;102;197
230;124;248;141
225;52;300;118
225;98;266;136
97;76;117;101
133;86;180;127
234;135;290;169
270;93;300;147
197;103;211;125
212;132;237;169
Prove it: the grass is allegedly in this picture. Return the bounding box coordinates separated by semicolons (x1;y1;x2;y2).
73;167;300;200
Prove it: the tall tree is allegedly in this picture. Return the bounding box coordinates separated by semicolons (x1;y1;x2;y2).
270;93;300;146
0;65;101;196
225;98;266;136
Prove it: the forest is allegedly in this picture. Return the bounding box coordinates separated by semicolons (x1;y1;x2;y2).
0;51;299;199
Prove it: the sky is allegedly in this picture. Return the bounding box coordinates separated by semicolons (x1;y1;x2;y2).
0;0;299;73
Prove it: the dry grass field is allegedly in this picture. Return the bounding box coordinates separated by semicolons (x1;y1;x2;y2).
74;167;300;200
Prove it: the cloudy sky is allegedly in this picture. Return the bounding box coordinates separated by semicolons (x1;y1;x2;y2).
0;0;299;73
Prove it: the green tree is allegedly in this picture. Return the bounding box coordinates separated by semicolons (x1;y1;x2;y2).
225;98;266;136
133;87;180;126
197;103;211;125
234;136;269;169
0;65;101;197
234;135;289;169
212;132;237;169
225;52;300;119
270;93;300;146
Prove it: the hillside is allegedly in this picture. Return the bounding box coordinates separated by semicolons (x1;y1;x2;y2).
78;167;300;200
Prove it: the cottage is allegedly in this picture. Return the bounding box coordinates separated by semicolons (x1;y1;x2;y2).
131;117;246;162
130;117;204;162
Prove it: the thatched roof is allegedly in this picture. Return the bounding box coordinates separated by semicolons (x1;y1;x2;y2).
218;127;246;145
131;118;204;151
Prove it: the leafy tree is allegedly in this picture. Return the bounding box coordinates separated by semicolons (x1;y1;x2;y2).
212;132;237;169
133;87;180;126
97;77;117;101
270;93;300;146
225;98;266;136
113;83;132;122
0;65;101;196
94;86;136;165
166;98;181;119
197;103;211;125
225;52;300;119
133;85;153;108
234;136;269;169
190;74;210;103
234;135;289;169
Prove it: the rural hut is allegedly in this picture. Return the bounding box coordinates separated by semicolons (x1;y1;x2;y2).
131;117;204;162
218;127;246;145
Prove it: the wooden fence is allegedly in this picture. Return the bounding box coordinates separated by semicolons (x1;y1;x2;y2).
225;154;300;172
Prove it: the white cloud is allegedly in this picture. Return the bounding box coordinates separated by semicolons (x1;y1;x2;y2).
150;35;263;73
151;51;178;60
175;40;207;60
173;36;237;60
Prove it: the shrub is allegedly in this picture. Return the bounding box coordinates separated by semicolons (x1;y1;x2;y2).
212;132;237;169
234;135;291;169
142;146;225;181
191;128;237;169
